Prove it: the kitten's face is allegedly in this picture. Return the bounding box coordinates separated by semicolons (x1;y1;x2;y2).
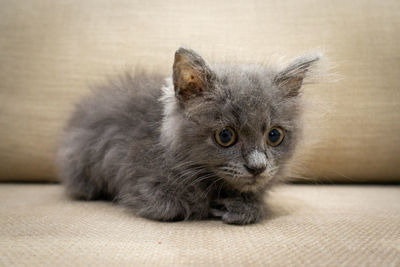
162;48;319;192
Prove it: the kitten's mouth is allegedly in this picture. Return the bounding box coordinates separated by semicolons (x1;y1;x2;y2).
244;174;263;184
215;165;272;188
233;174;265;186
245;178;258;185
230;174;270;192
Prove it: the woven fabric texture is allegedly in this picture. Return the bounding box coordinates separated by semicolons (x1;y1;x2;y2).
0;184;399;266
0;0;400;182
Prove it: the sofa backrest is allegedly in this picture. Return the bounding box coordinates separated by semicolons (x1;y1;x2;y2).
0;0;399;182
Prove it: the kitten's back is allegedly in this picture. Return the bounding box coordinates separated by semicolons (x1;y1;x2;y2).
57;71;165;200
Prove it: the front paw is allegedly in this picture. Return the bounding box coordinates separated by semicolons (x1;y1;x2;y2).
119;188;188;222
210;199;265;225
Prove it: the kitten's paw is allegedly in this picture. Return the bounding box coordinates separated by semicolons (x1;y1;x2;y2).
138;196;188;222
119;189;189;222
211;199;264;225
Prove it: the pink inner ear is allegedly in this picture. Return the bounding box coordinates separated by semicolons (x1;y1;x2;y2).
177;78;205;101
173;48;215;101
175;67;206;101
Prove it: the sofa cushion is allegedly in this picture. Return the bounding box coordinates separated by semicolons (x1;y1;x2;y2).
1;184;399;266
0;0;399;182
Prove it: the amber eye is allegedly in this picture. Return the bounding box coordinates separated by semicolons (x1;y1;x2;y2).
266;127;284;146
215;127;237;147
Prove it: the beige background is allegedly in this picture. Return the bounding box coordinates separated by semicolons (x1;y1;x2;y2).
0;0;399;182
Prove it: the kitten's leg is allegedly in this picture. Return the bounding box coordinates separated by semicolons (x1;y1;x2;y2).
210;192;266;225
117;178;190;222
59;143;104;201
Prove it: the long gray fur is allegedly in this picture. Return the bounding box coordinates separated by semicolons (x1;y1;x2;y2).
57;47;320;224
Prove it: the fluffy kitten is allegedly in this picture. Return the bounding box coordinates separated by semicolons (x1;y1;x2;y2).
58;47;320;225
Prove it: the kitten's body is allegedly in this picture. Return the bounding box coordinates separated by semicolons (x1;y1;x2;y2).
58;48;320;224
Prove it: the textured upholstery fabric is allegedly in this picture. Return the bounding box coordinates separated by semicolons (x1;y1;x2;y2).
0;184;399;266
0;0;399;182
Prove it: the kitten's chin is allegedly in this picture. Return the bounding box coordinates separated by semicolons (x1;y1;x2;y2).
219;173;273;193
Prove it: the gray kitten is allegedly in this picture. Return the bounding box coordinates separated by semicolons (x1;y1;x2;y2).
58;47;320;225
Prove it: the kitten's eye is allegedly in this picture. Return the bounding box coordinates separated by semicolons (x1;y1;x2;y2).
215;127;237;147
267;127;284;146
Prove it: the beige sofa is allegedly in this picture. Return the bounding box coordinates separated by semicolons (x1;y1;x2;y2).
1;0;399;265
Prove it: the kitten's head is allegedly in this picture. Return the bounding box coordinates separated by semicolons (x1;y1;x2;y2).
161;47;320;192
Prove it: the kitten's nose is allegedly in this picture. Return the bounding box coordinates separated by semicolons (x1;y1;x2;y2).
245;150;267;176
244;165;266;176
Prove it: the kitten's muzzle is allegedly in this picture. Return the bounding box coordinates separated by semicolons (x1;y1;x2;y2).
244;150;267;176
244;164;266;176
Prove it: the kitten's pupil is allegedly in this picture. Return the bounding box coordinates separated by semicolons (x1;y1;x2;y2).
219;129;233;144
268;129;281;143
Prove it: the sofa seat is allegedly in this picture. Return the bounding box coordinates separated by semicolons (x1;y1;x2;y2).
1;184;399;266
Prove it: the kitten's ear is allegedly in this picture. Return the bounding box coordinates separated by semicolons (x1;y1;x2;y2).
173;47;215;101
274;53;321;97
